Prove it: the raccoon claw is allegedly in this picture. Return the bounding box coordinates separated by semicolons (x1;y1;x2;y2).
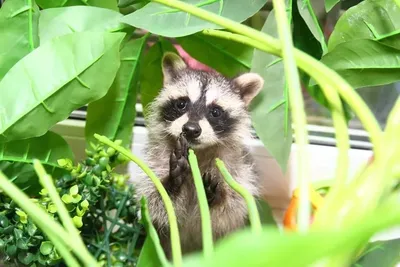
165;136;190;194
203;173;224;206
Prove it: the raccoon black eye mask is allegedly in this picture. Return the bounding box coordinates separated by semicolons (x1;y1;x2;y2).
135;52;264;259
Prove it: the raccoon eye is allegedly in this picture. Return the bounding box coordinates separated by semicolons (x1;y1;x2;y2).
210;106;223;118
175;98;187;110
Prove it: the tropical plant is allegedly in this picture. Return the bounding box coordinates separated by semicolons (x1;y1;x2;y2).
0;0;400;266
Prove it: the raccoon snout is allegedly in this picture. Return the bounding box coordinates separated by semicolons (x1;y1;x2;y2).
182;122;202;140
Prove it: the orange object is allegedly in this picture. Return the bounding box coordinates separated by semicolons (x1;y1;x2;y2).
283;186;325;231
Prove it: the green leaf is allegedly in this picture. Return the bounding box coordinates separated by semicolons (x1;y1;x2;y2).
0;0;39;80
176;33;253;77
256;198;277;227
295;0;327;54
353;238;400;267
137;197;169;267
319;40;400;89
40;241;54;256
250;10;292;173
325;0;340;12
0;32;125;142
72;216;83;228
18;251;35;265
0;131;73;194
140;38;177;117
86;35;149;148
121;0;268;37
39;6;127;44
328;0;400;51
36;0;118;11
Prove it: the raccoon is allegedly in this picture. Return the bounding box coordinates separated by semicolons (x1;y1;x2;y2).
135;52;264;257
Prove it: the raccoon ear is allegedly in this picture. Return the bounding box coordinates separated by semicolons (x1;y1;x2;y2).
232;73;264;106
162;52;187;84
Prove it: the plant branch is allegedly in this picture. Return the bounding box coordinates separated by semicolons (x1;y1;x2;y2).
188;149;214;258
94;134;182;267
33;160;97;266
272;0;310;231
215;159;262;233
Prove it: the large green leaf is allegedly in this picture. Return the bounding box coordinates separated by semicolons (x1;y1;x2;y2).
0;0;39;80
0;32;125;143
353;238;400;267
256;198;277;227
176;33;253;77
140;38;177;118
183;207;400;267
35;0;118;11
295;0;327;54
319;39;400;89
137;197;169;267
250;10;292;173
39;6;127;44
328;0;400;51
86;35;149;148
121;0;268;37
0;131;74;195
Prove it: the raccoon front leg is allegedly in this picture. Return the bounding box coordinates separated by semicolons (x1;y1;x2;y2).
202;173;226;206
162;136;190;195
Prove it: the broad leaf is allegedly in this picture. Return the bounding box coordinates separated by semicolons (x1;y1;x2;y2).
35;0;118;11
319;39;400;89
328;0;400;50
183;207;400;267
121;0;268;37
0;131;74;195
353;238;400;267
0;0;39;80
137;197;169;267
39;6;127;44
0;32;125;142
256;198;277;227
250;10;292;173
176;33;253;77
86;35;149;148
140;38;177;118
325;0;340;12
296;0;327;54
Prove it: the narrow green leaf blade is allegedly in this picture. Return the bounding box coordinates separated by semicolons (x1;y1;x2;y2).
353;238;400;267
176;33;253;77
36;0;118;11
121;0;268;37
328;0;400;50
140;38;177;117
86;35;149;148
0;32;125;142
320;39;400;89
250;10;292;173
137;197;169;267
0;0;39;80
39;6;126;44
0;131;74;194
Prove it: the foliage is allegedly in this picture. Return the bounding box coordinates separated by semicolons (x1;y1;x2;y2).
0;141;145;266
0;0;400;267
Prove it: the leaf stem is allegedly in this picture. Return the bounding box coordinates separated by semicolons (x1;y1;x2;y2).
272;0;310;231
49;234;80;267
32;160;97;266
215;159;262;233
188;149;213;258
94;134;182;267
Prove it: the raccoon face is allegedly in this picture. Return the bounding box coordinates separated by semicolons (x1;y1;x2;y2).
151;52;264;149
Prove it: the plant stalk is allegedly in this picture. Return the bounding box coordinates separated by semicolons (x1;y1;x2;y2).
215;159;262;233
188;149;214;258
94;134;182;267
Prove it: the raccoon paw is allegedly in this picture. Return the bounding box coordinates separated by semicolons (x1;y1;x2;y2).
202;173;224;206
165;136;189;194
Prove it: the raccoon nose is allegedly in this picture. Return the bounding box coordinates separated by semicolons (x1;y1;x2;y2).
182;122;202;139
